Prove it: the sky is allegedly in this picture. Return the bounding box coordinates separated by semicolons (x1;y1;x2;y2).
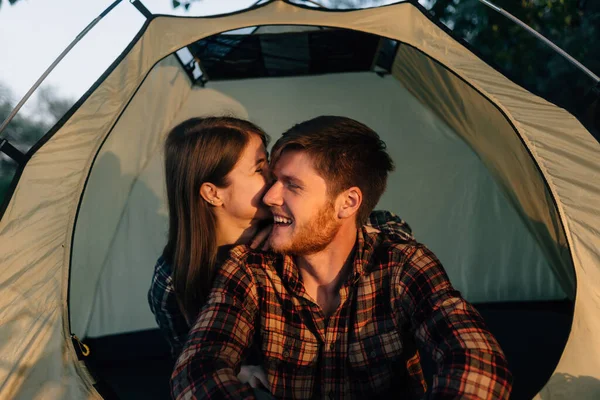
0;0;265;107
0;0;411;112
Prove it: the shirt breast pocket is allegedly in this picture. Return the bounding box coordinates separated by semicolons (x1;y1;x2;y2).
261;330;319;399
348;330;404;394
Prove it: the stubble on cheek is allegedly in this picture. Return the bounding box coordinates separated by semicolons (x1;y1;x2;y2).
271;201;338;255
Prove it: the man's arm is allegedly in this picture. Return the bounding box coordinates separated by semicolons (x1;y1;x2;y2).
393;244;513;399
148;256;189;358
171;246;260;400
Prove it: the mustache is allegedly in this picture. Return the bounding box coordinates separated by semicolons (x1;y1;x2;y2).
270;208;292;218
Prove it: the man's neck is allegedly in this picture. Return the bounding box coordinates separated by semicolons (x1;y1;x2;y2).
296;222;358;317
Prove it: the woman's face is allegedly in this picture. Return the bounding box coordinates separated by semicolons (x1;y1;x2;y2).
218;133;271;225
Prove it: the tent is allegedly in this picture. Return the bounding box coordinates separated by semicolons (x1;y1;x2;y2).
0;0;599;398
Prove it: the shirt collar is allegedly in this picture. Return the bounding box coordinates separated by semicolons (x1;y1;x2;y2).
347;226;380;285
280;226;380;292
281;253;303;293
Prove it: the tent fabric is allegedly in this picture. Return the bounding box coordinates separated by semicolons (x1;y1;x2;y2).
80;70;565;338
392;43;575;297
69;55;193;338
187;29;382;80
0;1;598;398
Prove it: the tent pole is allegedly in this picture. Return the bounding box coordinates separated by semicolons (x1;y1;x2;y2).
130;0;153;18
477;0;599;83
0;0;123;138
297;0;326;8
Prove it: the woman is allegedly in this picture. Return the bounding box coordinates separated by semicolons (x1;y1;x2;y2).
148;116;415;388
148;116;272;386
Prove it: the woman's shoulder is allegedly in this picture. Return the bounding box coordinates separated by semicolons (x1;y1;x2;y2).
153;255;172;278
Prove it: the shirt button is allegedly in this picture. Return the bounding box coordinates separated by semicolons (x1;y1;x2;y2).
328;391;335;400
370;351;377;357
329;343;335;351
282;350;290;359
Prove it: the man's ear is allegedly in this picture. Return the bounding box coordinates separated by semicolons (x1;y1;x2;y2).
200;182;222;206
337;186;362;220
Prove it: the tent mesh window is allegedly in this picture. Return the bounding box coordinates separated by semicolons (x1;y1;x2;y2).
183;29;394;83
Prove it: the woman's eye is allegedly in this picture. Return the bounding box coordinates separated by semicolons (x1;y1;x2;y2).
255;168;263;173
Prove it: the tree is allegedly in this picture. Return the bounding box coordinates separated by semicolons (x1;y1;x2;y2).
0;0;20;9
170;0;599;135
426;0;600;137
0;84;72;203
0;85;71;156
171;0;387;11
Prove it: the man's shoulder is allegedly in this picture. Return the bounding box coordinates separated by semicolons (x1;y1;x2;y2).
367;229;420;262
364;230;435;278
368;233;446;287
221;245;285;276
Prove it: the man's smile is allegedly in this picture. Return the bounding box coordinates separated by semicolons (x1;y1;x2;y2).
272;213;293;226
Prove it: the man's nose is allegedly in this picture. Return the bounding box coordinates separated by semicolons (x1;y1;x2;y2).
263;181;283;207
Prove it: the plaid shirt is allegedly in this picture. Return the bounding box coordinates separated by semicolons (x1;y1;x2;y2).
171;226;512;399
148;211;414;358
148;255;190;357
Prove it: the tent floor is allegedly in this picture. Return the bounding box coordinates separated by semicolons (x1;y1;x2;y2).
85;300;572;399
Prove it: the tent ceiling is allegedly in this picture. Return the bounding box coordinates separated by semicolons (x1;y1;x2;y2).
184;28;398;83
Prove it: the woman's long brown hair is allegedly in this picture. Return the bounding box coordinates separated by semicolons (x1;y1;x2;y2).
162;116;268;323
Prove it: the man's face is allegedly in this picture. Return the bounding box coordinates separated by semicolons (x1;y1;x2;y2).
263;150;341;255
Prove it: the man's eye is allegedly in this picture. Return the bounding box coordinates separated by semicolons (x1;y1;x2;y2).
287;183;300;190
255;168;263;173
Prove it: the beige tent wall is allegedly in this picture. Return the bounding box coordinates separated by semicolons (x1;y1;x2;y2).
392;43;575;298
0;1;598;398
207;72;568;303
80;1;600;393
69;55;192;338
82;71;564;338
83;85;252;338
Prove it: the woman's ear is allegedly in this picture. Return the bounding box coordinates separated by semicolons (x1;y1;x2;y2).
200;182;222;206
337;186;362;220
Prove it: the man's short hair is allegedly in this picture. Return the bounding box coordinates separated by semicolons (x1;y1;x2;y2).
271;116;395;225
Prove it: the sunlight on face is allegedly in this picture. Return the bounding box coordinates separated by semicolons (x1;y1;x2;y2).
219;134;271;226
263;150;340;255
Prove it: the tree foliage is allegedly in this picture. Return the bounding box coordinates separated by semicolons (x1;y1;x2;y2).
171;0;388;11
0;0;20;9
428;0;599;136
170;0;598;135
0;85;70;156
0;84;72;202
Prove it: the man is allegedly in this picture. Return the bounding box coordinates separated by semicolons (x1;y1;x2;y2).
149;213;414;358
171;116;513;399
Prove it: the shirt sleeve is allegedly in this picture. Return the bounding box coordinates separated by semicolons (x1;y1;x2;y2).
393;245;513;399
366;210;416;242
148;257;190;358
170;246;260;400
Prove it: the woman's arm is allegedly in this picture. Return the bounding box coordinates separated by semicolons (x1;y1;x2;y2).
366;210;415;242
148;256;190;358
